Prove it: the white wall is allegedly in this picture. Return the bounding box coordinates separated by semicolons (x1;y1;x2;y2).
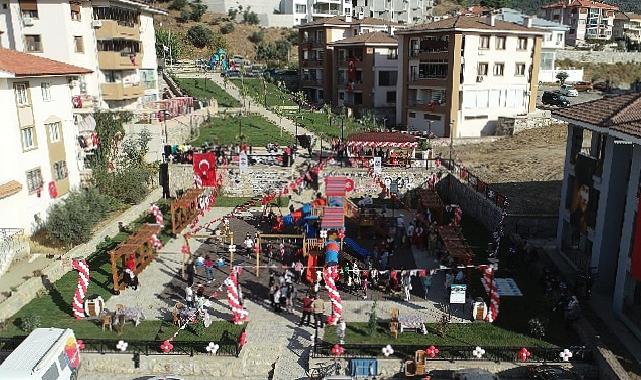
539;68;584;83
373;47;398;108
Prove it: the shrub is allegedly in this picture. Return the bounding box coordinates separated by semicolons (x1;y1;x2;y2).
367;301;378;335
190;0;207;22
18;314;42;333
45;188;120;246
243;9;259;25
169;0;187;10
178;8;191;22
94;167;151;205
248;30;264;43
220;22;235;34
528;317;546;339
187;25;214;48
228;8;238;20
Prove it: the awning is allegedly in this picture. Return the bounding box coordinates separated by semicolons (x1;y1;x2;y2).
347;132;417;149
0;180;22;200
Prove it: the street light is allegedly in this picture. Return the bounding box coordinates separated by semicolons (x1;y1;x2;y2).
228;244;236;266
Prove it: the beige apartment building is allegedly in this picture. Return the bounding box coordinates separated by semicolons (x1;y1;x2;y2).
614;12;641;44
396;16;544;137
539;0;618;46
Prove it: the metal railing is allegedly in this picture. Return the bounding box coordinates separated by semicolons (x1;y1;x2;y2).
312;341;593;363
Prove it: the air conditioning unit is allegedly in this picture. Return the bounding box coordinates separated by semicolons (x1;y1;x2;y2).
22;17;33;26
476;75;485;82
91;20;102;28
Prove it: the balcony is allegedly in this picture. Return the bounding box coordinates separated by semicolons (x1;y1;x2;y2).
97;51;142;70
408;100;447;113
410;40;449;58
301;78;324;87
94;20;140;40
301;59;324;67
101;82;144;101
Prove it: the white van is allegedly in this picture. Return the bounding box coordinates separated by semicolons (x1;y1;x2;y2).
0;328;80;380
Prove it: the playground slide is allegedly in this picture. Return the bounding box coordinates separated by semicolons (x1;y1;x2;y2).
343;237;369;259
280;203;319;237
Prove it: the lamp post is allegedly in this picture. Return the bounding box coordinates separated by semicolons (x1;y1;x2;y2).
228;244;236;266
237;111;243;138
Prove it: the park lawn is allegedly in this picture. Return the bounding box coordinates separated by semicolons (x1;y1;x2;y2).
296;111;363;139
231;78;297;107
191;115;292;146
175;77;241;108
323;322;555;348
157;321;245;342
213;196;255;208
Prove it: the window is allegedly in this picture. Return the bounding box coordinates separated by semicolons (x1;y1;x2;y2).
378;71;398;86
477;62;489;76
21;127;36;150
295;4;306;13
495;36;506;50
41;82;51;101
339;92;344;100
24;34;42;52
493;63;504;76
418;62;448;79
479;35;490;49
515;63;526;76
387;48;398;60
93;6;139;27
47;122;61;143
409;112;416;118
14;83;29;105
354;92;363;105
74;36;84;53
21;9;38;19
26;168;43;193
517;37;528;50
424;114;441;121
569;28;576;34
71;2;81;21
465;115;489;120
140;69;157;90
386;91;396;103
53;160;68;180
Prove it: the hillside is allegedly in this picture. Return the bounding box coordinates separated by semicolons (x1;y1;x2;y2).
154;6;298;63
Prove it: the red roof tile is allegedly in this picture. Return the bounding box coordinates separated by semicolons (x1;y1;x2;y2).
0;48;92;77
541;0;618;10
331;31;398;46
553;93;641;138
298;16;399;28
397;16;545;34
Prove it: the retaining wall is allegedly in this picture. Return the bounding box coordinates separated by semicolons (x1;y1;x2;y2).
556;49;641;64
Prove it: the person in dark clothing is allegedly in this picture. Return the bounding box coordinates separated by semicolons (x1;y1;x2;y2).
299;294;313;326
185;259;195;287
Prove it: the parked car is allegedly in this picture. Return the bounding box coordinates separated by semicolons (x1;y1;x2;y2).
542;91;570;107
527;365;582;379
572;81;593;92
592;81;610;92
453;369;499;380
559;84;579;97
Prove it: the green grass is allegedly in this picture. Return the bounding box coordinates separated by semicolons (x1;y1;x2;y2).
191;115;292;146
175;77;241;108
231;78;297;108
323;322;555;348
296;111;364;139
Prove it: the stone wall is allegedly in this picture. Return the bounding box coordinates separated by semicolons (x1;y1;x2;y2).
556;49;641;64
496;112;554;136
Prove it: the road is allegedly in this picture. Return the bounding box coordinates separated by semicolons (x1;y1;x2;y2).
536;84;604;109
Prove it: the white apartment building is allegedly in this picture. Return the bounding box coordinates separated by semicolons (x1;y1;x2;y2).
282;0;352;26
0;0;165;110
396;16;544;137
539;0;618;46
0;48;91;233
352;0;433;24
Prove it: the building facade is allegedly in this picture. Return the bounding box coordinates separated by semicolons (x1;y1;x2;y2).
396;16;543;137
282;0;352;26
0;49;91;233
331;31;398;123
539;0;618;46
553;93;641;342
614;12;641;45
0;0;165;110
297;15;396;105
352;0;433;25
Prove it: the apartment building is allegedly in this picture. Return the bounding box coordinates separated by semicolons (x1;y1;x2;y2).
352;0;434;24
396;16;543;137
539;0;618;46
282;0;352;25
553;93;641;344
614;12;641;44
0;0;165;110
0;49;91;233
331;31;398;123
297;15;396;105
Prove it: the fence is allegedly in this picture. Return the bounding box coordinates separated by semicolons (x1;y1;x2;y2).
0;335;243;357
441;160;509;209
312;341;593;364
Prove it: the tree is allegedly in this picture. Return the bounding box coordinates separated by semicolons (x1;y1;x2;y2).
243;7;260;25
367;301;378;335
178;8;191;22
556;71;569;85
228;8;238;20
187;25;214;48
190;0;207;22
248;30;264;43
155;28;182;62
220;22;235;34
285;30;299;45
169;0;187;10
480;0;511;8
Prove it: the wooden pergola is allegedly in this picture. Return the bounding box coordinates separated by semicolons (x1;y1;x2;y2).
437;225;474;265
171;188;203;235
109;224;162;293
418;189;445;225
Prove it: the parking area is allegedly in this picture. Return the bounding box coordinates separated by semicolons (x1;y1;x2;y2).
536;84;604;110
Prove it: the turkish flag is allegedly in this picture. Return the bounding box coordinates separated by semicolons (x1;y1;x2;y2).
631;195;641;280
193;152;217;187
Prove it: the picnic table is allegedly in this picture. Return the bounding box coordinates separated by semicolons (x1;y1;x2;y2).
398;315;427;334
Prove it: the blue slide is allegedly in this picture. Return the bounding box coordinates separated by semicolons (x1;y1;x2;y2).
344;237;370;259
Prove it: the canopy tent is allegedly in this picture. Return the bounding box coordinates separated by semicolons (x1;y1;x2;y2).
346;132;418;149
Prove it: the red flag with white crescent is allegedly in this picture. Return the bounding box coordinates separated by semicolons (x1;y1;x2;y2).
192;152;217;187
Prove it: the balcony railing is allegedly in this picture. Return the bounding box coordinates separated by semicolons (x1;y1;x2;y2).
101;82;144;101
94;20;140;40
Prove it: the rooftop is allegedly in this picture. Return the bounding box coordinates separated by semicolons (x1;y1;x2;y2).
0;48;92;78
331;31;398;46
497;8;570;30
298;16;398;28
553;93;641;139
396;16;545;35
615;12;641;21
347;131;417;144
541;0;618;10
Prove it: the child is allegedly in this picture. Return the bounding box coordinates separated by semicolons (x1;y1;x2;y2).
204;255;215;282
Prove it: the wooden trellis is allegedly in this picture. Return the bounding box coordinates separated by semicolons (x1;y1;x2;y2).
171;189;203;235
109;224;162;293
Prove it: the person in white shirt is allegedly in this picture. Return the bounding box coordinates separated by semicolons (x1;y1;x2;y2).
406;222;415;247
185;285;194;308
244;236;254;256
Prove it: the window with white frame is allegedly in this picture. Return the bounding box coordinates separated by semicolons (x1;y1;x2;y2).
517;37;528;50
477;62;489;76
26;168;43;193
479;35;490;49
53;160;68;180
495;36;506;50
493;63;505;76
47;122;62;143
21;126;36;150
41;82;51;101
515;63;526;76
14;83;29;106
